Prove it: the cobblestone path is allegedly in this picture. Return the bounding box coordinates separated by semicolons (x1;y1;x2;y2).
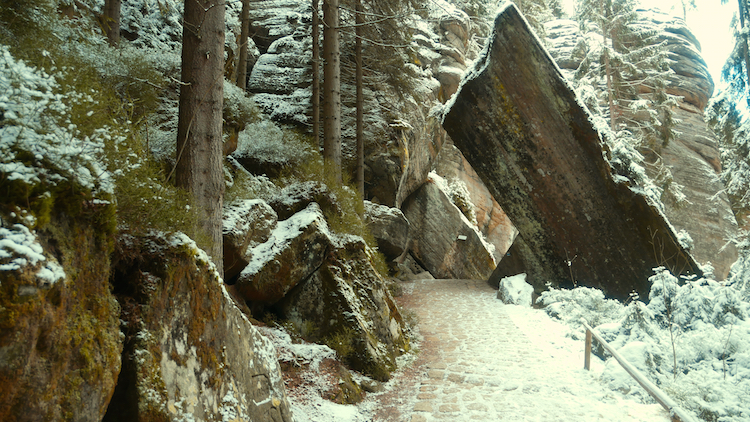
370;278;669;422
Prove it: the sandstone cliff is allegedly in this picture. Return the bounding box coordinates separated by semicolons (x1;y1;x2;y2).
545;10;739;279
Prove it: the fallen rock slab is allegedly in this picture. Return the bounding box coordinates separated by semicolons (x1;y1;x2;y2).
441;4;700;299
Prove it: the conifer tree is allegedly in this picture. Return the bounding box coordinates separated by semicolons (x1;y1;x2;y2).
102;0;120;47
323;0;342;185
708;0;750;227
574;0;679;149
176;0;225;274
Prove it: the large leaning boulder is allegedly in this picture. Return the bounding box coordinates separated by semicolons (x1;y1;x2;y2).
402;176;496;280
435;139;518;262
107;233;292;422
442;4;700;299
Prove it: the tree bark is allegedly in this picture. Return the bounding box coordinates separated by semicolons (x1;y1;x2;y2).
312;0;321;147
103;0;121;47
322;0;342;184
355;0;364;199
738;0;750;101
176;0;225;276
236;0;251;90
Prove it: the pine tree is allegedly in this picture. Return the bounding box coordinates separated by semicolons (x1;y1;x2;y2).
323;0;342;185
574;0;679;149
236;0;251;90
176;0;225;274
102;0;120;47
708;0;750;228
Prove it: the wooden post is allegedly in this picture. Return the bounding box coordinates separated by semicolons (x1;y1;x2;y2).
581;321;698;422
584;328;592;370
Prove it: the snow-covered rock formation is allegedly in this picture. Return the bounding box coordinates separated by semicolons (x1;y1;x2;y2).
545;10;739;279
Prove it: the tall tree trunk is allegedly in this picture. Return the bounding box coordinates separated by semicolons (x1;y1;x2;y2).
600;0;616;133
312;0;321;146
103;0;120;47
236;0;251;90
177;0;225;276
739;0;750;102
355;0;364;200
323;0;342;184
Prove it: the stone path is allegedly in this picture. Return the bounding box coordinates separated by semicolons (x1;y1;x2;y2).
370;278;669;422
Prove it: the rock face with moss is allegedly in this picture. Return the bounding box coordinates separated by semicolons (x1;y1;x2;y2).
0;214;122;422
442;4;700;299
107;233;292;422
402;176;496;280
228;198;407;381
243;0;481;207
275;235;407;381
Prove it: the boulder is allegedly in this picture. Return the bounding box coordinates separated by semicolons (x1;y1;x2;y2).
363;201;410;260
435;139;518;262
106;233;292;422
0;216;122;422
497;273;534;307
223;199;278;282
401;177;496;280
268;181;342;220
275;236;407;381
233;202;332;305
442;4;700;299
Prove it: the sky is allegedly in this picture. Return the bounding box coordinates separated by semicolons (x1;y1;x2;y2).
561;0;737;90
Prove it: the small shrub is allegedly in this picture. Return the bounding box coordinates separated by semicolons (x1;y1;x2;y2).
324;326;357;360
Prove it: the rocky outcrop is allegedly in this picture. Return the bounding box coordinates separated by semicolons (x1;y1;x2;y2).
363;201;411;260
0;215;122;422
107;233;292;422
227;199;408;381
402;176;496;280
275;235;407;381
233;203;331;305
442;4;700;299
544;10;739;279
435;140;518;262
223;199;278;282
244;1;482;207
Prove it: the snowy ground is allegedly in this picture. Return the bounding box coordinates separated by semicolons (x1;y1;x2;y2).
265;278;674;422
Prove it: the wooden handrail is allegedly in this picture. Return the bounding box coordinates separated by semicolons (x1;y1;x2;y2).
582;321;698;422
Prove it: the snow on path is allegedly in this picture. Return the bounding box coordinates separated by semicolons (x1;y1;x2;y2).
362;278;671;422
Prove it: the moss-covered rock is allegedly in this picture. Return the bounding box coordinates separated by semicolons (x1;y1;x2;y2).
0;212;121;422
275;235;408;381
107;233;292;422
233;202;332;305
